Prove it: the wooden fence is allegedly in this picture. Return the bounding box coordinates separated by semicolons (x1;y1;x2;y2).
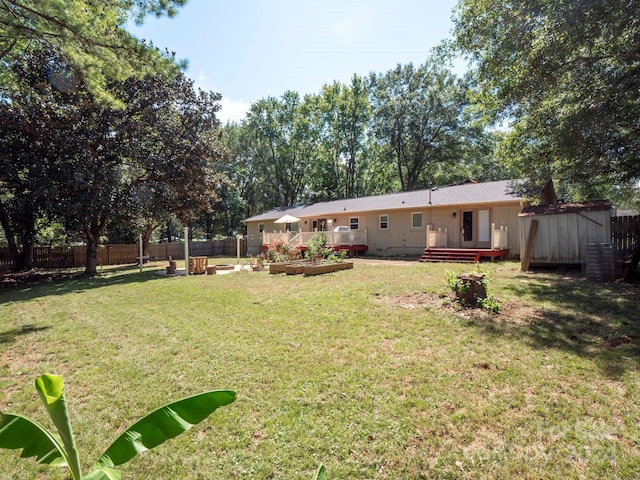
0;238;248;272
612;215;639;263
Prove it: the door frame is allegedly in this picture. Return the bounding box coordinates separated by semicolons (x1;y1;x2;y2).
460;208;491;248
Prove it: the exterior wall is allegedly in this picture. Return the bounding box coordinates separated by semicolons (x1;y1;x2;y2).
245;201;524;257
492;204;522;255
354;201;522;257
518;210;612;265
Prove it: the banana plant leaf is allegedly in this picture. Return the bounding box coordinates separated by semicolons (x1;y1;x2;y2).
34;373;83;479
96;390;236;468
0;412;67;466
82;466;123;480
314;464;327;480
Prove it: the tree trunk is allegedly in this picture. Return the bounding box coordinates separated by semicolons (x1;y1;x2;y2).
143;222;154;256
624;243;640;283
85;238;99;276
18;232;35;271
0;199;22;270
83;217;108;276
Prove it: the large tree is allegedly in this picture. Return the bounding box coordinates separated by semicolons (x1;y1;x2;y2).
242;92;315;208
0;47;225;275
369;60;473;191
453;0;640;199
454;0;640;280
0;0;186;105
107;73;227;255
0;47;76;270
307;75;371;200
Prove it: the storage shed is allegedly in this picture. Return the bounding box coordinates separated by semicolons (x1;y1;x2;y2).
518;201;612;268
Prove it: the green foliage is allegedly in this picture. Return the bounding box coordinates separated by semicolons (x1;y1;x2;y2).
0;374;235;479
305;232;328;259
242;92;315;209
454;0;640;198
265;241;301;263
0;46;226;276
303;233;348;264
369;57;490;191
445;265;501;313
0;0;186;106
314;464;327;480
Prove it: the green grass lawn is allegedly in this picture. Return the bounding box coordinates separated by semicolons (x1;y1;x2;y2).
1;259;639;479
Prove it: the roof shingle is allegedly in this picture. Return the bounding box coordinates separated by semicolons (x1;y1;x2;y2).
245;179;523;222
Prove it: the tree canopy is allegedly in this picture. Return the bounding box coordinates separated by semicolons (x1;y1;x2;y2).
0;0;187;105
454;0;640;201
0;46;225;275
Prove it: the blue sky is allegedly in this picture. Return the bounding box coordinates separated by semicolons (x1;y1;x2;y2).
127;0;461;123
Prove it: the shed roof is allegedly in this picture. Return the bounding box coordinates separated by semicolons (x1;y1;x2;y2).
518;200;611;217
245;179;523;223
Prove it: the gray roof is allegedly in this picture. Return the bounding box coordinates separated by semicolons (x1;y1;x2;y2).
245;179;523;223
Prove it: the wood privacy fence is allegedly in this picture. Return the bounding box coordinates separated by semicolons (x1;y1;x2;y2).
611;215;639;263
0;238;248;272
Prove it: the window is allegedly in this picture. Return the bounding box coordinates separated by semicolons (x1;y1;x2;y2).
259;223;264;233
412;212;423;229
285;222;299;232
350;217;359;230
379;215;389;230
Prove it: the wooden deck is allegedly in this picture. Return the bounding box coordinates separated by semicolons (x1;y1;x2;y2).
420;248;509;263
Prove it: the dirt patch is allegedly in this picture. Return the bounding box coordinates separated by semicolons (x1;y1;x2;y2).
349;257;421;266
377;290;539;324
601;335;640;349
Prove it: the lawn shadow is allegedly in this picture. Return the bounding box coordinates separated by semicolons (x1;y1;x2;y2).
472;271;640;379
0;324;52;345
0;264;167;304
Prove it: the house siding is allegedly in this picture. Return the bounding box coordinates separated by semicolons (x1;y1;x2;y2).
243;180;526;257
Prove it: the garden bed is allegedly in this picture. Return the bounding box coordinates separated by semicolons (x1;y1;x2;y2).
303;261;353;276
269;260;309;274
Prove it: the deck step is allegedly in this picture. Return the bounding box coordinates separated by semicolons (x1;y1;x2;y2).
419;248;481;263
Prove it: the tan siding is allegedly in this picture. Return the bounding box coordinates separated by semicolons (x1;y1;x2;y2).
246;200;524;257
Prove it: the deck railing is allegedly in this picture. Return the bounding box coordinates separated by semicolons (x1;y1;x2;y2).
262;230;367;249
491;224;509;249
263;232;292;246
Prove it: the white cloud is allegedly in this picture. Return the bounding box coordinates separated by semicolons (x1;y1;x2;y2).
193;70;251;124
217;97;252;124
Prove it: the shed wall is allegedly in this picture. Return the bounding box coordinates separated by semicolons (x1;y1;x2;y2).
518;210;611;265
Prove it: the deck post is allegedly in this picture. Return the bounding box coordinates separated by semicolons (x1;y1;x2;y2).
426;225;431;248
491;223;496;249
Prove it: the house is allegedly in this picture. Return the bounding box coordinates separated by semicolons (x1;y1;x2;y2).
244;179;525;260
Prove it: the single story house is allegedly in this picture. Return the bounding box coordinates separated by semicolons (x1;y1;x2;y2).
244;179;525;259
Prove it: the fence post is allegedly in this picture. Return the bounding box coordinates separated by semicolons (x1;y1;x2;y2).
184;227;189;276
138;234;143;273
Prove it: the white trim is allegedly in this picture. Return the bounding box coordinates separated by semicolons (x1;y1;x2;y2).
411;212;423;229
379;214;389;230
